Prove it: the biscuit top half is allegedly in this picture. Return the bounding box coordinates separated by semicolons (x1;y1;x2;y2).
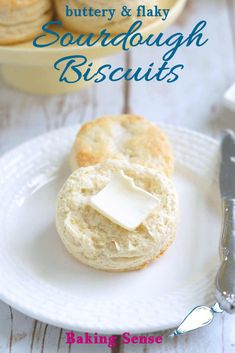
71;114;174;177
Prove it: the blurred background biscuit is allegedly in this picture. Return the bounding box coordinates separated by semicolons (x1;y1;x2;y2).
70;115;174;176
54;0;159;35
0;0;53;45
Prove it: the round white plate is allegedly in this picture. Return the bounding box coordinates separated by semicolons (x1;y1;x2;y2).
0;125;220;334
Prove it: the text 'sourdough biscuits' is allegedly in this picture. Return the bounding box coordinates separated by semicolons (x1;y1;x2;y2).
0;0;53;45
56;160;178;272
71;115;174;176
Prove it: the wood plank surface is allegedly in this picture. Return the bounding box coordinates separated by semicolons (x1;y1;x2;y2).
0;0;235;352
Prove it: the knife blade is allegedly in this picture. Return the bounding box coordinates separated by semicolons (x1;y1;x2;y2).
215;130;235;314
220;130;235;199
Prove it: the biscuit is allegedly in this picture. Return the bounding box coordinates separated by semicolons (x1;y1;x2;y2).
54;0;158;35
56;160;178;272
0;0;53;45
70;115;174;176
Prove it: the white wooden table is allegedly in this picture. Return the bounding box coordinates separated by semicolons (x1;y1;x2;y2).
1;0;235;352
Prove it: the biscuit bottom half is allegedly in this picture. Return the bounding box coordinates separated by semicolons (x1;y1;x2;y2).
56;160;178;272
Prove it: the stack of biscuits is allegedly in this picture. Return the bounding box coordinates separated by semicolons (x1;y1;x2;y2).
56;115;178;272
0;0;53;45
0;0;160;45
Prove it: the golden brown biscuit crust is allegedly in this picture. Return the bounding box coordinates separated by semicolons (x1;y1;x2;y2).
71;115;174;176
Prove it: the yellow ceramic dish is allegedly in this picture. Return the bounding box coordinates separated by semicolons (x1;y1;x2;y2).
0;0;187;94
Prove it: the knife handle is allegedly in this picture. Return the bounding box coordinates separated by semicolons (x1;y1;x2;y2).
215;199;235;313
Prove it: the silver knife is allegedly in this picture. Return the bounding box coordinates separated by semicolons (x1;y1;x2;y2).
170;130;235;337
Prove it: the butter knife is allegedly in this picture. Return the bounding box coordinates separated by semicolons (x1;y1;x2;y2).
170;130;235;336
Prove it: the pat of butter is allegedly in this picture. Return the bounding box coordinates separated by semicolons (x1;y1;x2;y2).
89;171;159;231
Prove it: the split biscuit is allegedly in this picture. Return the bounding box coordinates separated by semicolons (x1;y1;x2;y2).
56;160;178;272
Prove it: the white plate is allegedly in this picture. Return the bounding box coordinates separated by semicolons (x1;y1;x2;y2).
0;125;220;334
